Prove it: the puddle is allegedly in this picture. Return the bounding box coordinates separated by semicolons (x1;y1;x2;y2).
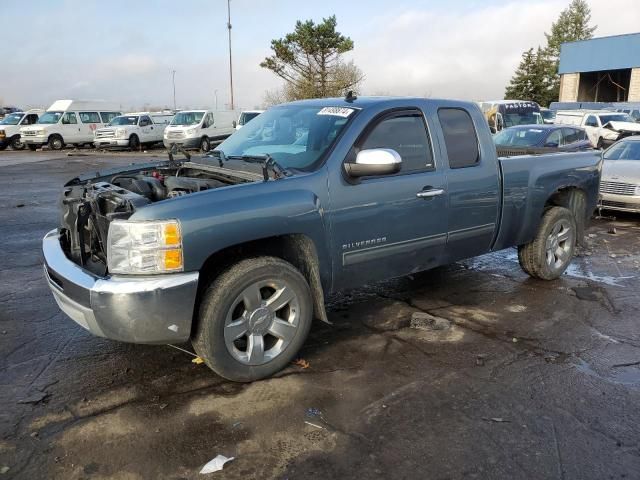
574;358;640;387
564;263;633;287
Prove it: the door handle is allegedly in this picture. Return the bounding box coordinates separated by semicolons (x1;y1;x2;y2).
416;188;445;198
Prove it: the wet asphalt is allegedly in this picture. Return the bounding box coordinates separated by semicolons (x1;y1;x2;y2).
1;149;639;479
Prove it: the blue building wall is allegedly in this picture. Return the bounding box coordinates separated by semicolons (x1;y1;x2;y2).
559;33;640;74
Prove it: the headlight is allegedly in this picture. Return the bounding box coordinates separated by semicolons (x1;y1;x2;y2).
36;129;46;136
115;128;126;139
107;220;183;274
186;127;197;136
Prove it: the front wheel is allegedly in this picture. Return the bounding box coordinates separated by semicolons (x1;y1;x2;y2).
48;135;64;150
200;136;211;153
128;134;140;151
518;206;576;280
192;257;313;382
10;136;25;150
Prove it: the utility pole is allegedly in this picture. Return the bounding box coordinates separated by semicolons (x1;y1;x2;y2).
226;0;234;110
172;70;177;111
214;89;218;111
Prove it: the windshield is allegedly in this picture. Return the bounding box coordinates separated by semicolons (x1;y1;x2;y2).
216;105;356;170
604;140;640;160
37;111;63;124
0;113;23;125
541;110;555;120
171;112;204;126
109;116;138;126
503;112;543;128
239;112;261;125
600;114;632;124
494;127;548;146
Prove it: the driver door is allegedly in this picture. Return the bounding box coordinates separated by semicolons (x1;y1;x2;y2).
328;108;448;289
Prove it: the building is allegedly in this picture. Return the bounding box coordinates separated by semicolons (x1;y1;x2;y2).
558;33;640;103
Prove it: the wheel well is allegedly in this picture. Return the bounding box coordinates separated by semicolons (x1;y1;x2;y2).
544;187;588;244
194;234;329;335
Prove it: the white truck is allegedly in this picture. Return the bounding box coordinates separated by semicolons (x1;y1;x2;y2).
236;110;264;130
94;112;174;150
555;110;640;149
163;109;238;152
20;100;121;150
0;109;43;150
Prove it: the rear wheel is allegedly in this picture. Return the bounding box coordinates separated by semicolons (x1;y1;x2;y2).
48;135;64;150
192;257;313;382
518;206;576;280
128;134;140;151
200;136;211;153
10;136;25;150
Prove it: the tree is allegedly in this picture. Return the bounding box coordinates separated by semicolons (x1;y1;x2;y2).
261;16;364;101
504;0;596;106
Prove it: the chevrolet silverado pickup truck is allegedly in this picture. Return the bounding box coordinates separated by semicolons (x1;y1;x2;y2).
43;96;602;382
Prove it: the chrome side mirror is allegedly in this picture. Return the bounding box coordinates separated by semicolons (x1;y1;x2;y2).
345;148;402;178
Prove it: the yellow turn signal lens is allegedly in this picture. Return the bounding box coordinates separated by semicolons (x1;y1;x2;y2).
163;223;181;246
163;249;183;270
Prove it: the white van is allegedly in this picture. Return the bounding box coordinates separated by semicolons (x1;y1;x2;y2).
20;100;121;150
94;112;174;150
236;110;264;130
555;110;640;148
0;109;44;150
163;109;238;152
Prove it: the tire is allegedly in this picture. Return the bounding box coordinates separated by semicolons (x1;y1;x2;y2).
27;144;38;151
48;135;64;150
192;256;313;382
596;137;605;150
10;136;25;150
128;134;140;151
518;206;576;280
200;136;211;153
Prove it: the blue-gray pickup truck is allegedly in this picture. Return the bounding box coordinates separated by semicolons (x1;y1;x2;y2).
43;96;601;381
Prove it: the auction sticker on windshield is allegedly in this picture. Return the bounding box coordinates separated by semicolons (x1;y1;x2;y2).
317;107;355;117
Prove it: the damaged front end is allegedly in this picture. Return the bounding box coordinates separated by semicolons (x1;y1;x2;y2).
59;160;261;275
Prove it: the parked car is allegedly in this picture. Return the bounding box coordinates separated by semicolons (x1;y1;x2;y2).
478;100;544;133
43;96;601;381
540;108;556;124
163;109;238;152
94;112;174;150
598;137;640;213
20;100;121;151
0;109;43;150
494;125;592;155
555;110;640;149
0;106;21;120
236;110;264;130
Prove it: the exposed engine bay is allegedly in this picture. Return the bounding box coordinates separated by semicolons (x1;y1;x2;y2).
60;161;260;275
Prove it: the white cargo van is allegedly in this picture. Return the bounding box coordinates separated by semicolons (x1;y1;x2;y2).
236;110;264;130
555;110;640;148
0;109;44;150
163;109;238;152
20;100;121;150
94;112;174;150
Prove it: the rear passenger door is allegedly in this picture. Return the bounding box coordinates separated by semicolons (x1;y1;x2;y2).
138;115;153;142
436;107;500;262
78;112;101;142
583;115;599;146
329;108;448;289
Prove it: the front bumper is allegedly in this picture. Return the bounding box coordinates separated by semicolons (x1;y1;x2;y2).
94;138;130;148
42;229;199;344
163;137;201;149
598;193;640;213
21;135;47;146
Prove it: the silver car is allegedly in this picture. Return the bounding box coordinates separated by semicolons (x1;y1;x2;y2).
599;137;640;213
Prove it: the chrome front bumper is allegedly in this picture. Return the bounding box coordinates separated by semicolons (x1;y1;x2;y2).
42;229;199;344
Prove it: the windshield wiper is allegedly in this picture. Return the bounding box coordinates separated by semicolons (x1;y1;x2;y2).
224;154;289;181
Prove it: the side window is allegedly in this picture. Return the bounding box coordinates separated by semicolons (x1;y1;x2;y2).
79;112;100;123
139;116;152;126
360;112;434;173
100;112;119;123
546;129;563;146
562;128;578;144
204;113;214;128
437;108;479;168
62;112;77;125
585;115;598;127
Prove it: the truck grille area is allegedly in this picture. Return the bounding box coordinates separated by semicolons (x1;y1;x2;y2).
600;200;639;211
166;131;185;140
599;181;638;196
95;130;116;139
22;130;37;136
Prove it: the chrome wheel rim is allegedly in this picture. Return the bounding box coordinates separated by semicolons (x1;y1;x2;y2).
545;219;573;271
224;279;300;366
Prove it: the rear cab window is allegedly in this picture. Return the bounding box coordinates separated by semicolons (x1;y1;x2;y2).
437;108;479;168
358;110;434;174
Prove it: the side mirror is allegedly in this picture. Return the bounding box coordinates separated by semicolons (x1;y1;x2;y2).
232;120;237;128
345;148;402;178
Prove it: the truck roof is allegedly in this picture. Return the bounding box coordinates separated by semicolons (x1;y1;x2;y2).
284;96;480;111
47;99;121;112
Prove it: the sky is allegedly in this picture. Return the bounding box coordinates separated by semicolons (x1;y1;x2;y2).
2;0;639;111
